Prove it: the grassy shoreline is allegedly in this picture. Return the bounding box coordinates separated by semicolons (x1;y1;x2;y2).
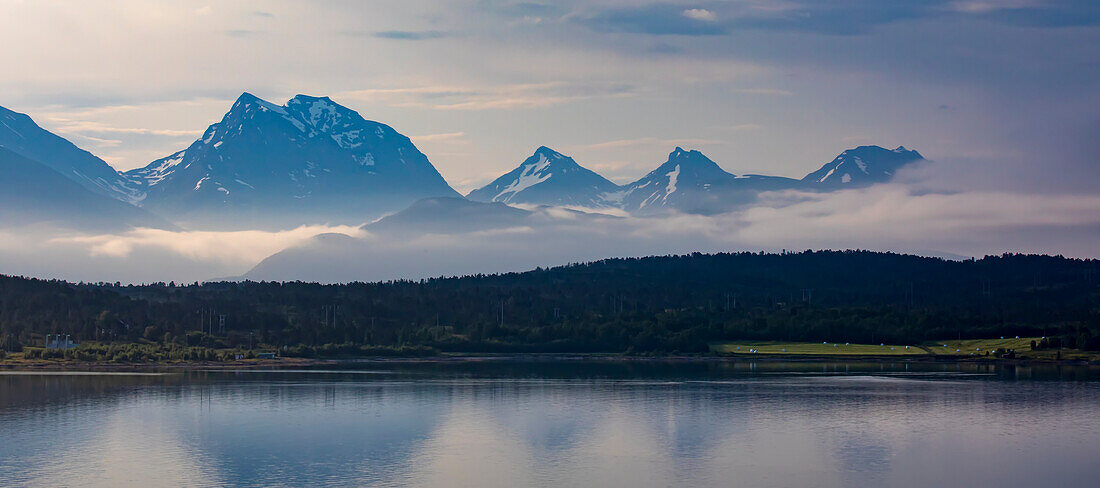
710;337;1099;362
2;350;1097;371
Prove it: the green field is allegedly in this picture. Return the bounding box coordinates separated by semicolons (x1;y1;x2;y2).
921;337;1037;357
710;341;930;356
710;337;1100;361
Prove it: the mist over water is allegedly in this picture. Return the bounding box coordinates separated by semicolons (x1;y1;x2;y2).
2;362;1099;488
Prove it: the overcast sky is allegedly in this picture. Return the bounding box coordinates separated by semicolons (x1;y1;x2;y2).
1;0;1097;193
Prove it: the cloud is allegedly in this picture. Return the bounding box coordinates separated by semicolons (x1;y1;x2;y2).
488;2;567;19
4;157;1099;284
578;1;1100;37
740;186;1100;247
647;41;683;54
337;82;635;110
242;186;1100;283
571;137;726;151
49;120;202;138
371;30;449;40
411;131;468;143
720;123;763;131
55;224;365;264
946;0;1100;27
732;88;793;96
683;9;717;22
582;4;729;35
70;134;123;147
226;29;262;38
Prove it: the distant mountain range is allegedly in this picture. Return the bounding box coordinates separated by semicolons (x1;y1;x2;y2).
469;145;923;214
0;93;926;231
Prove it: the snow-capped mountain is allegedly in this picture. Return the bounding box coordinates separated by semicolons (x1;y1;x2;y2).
466;146;621;208
124;93;460;229
802;145;924;188
615;147;798;214
0;147;171;231
3;91;928;231
0;105;141;203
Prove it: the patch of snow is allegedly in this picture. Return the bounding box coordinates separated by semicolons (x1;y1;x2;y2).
354;153;375;166
332;129;363;149
194;176;210;190
307;100;338;131
0;119;24;139
253;98;288;116
600;189;627;204
853;156;868;174
234;178;255;189
841;173;852;183
282;116;308;134
663;164;680;202
137;151;187;186
493;154;553;202
818;165;838;183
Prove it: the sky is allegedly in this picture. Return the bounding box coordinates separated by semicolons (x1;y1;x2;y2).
1;0;1097;193
0;0;1098;283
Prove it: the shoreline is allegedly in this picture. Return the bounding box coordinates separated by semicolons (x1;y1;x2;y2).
2;352;1096;371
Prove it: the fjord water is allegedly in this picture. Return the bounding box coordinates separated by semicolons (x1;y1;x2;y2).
2;362;1098;488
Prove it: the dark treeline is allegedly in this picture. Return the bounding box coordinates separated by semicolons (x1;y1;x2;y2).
1;251;1098;354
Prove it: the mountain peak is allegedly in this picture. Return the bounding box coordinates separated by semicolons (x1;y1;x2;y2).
661;147;725;173
616;148;742;214
467;148;619;207
533;145;563;158
289;94;336;104
226;92;288;120
803;144;924;187
235;91;262;103
123;94;458;228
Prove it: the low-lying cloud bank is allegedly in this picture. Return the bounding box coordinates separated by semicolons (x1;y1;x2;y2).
2;180;1098;284
240;186;1100;283
0;224;364;283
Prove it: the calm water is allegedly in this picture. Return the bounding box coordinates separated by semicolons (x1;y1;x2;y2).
1;361;1099;488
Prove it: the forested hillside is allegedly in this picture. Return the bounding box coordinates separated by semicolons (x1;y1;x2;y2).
1;251;1097;354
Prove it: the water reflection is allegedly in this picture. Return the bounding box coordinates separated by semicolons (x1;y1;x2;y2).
1;362;1098;488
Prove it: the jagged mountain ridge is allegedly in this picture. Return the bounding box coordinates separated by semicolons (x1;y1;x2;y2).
122;93;460;228
3;94;926;230
472;145;925;214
